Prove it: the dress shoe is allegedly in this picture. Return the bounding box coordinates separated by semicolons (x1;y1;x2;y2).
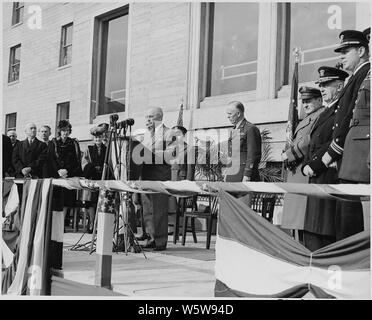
142;239;156;249
136;233;150;241
153;245;166;251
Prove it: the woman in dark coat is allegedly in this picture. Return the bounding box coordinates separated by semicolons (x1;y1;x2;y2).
81;128;107;233
48;120;83;220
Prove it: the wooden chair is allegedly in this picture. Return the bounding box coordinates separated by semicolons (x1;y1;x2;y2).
251;193;276;223
182;195;219;249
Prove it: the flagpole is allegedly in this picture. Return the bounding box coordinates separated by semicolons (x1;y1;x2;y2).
282;47;300;182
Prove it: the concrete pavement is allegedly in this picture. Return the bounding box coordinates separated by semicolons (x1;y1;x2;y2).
62;231;216;297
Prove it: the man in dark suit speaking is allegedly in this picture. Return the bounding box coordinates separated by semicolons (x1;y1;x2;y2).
224;101;261;182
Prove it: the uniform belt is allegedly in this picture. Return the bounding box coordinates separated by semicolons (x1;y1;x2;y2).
349;118;370;127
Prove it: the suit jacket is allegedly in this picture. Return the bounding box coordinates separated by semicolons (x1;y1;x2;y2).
140;124;172;181
12;138;48;178
2;135;13;177
327;62;370;162
225;118;261;182
339;70;370;182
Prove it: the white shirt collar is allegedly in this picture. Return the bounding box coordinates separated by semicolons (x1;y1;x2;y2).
234;118;245;129
154;122;163;135
353;61;369;76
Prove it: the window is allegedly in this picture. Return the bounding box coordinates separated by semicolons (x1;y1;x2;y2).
5;113;17;132
59;23;73;67
288;2;356;83
12;2;24;25
56;102;70;135
8;44;21;83
91;6;129;118
204;3;259;97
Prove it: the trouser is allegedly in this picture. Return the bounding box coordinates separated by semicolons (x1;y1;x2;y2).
303;230;336;252
335;179;364;241
141;193;169;247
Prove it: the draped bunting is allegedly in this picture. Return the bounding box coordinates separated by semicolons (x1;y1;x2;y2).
214;190;370;299
3;179;53;295
9;178;370;199
2;178;370;297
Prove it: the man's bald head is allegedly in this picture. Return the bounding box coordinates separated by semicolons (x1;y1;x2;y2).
25;123;37;139
147;107;163;120
226;101;245;126
145;107;164;131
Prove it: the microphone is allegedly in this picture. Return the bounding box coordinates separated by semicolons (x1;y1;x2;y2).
118;118;135;128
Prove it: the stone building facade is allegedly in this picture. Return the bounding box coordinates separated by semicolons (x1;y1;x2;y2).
2;2;370;159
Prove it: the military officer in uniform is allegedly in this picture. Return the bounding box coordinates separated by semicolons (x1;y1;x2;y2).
338;27;370;233
321;30;370;241
281;87;324;239
225;101;261;182
301;66;348;251
339;27;370;184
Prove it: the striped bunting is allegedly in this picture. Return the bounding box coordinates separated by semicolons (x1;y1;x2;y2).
5;180;53;295
11;179;370;199
214;190;370;299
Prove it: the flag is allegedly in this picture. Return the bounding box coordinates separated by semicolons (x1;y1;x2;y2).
1;182;19;269
4;179;53;295
176;103;183;127
97;188;118;214
285;51;299;151
214;190;370;299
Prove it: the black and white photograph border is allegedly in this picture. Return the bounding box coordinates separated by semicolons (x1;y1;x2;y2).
1;0;371;303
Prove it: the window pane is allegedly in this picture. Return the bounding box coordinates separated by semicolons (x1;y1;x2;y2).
64;46;72;65
9;45;21;82
289;2;356;83
58;102;70;120
6;113;17;131
98;14;128;115
209;3;259;96
60;24;73;66
14;46;21;62
65;24;73;46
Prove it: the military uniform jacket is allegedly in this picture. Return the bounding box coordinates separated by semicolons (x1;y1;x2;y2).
327;62;370;161
280;107;324;230
301;101;339;236
339;69;370;182
12;138;48;178
303;100;339;176
225;118;261;181
284;107;325;164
